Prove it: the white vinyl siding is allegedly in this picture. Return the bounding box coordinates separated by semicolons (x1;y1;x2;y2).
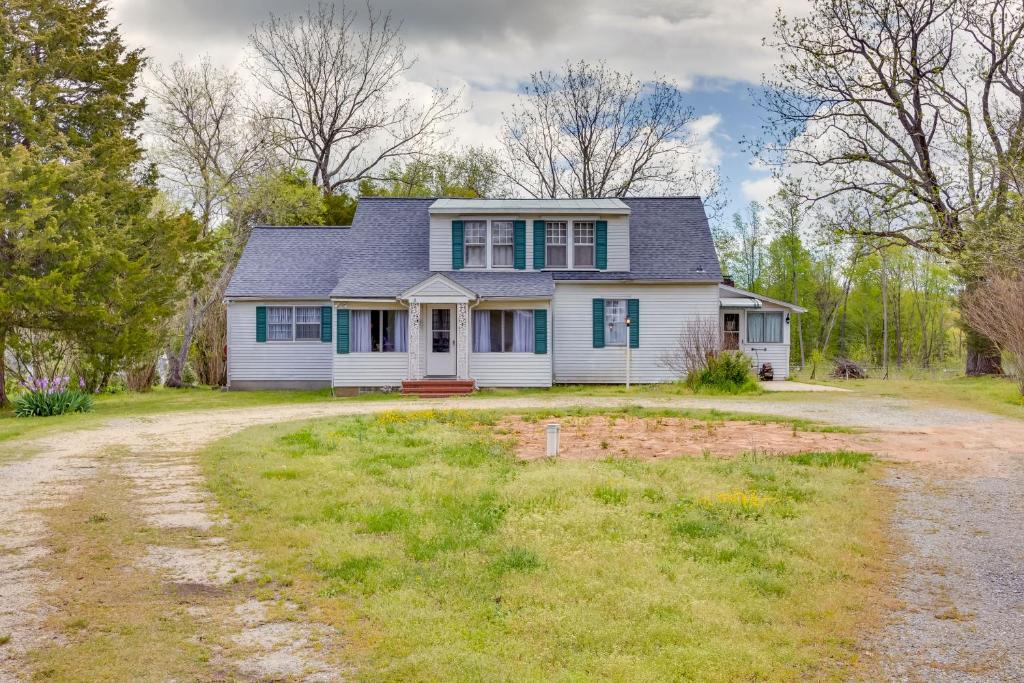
227;301;332;384
552;282;719;383
727;303;792;380
429;214;629;271
471;354;552;387
470;299;551;387
333;353;408;388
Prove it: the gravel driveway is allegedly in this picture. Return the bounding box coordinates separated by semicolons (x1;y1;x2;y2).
1;392;1022;681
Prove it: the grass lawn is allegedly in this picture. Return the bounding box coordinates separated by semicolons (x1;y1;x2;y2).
201;409;887;682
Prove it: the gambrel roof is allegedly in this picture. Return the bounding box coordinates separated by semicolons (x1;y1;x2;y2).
225;196;722;300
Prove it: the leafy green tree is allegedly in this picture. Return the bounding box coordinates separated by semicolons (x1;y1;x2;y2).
0;0;198;403
359;148;507;198
730;201;767;292
764;181;813;367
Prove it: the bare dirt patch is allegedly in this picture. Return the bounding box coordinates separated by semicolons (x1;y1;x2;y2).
502;414;859;460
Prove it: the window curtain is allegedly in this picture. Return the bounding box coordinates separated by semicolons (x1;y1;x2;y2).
350;310;372;352
747;312;764;343
393;311;409;352
765;312;783;343
473;311;490;352
512;310;535;352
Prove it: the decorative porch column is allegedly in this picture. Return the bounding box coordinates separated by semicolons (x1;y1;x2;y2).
407;301;423;380
455;301;470;380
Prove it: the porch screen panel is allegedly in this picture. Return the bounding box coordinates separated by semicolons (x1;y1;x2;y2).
473;311;490;352
764;312;783;343
512;310;534;352
392;311;408;352
350;310;372;352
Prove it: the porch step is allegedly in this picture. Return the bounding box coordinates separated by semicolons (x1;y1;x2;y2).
401;379;476;398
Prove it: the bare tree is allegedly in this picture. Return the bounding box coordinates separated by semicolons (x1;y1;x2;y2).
249;2;463;195
147;58;269;387
757;0;1024;374
500;61;723;211
963;273;1024;394
660;316;722;378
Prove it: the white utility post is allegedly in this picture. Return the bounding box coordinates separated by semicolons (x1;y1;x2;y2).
545;423;560;457
625;316;632;389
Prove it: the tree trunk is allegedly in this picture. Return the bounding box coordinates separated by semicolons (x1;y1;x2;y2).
165;297;199;388
792;275;805;369
0;328;8;408
965;328;1002;375
962;280;1002;376
881;255;889;379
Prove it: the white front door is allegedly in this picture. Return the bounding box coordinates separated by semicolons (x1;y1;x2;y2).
426;305;456;376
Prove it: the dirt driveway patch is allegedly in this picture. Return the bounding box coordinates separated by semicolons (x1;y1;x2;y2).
503;414;858;460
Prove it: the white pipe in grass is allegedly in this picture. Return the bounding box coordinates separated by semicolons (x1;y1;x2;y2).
546;423;560;457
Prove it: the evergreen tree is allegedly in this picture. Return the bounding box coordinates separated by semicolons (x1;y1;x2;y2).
0;0;197;403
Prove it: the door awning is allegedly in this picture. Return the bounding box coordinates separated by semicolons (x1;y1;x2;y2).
720;297;762;309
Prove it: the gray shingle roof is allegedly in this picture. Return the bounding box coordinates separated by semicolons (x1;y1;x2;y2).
429;198;630;214
331;270;554;298
550;197;721;281
224;227;349;299
225;196;722;300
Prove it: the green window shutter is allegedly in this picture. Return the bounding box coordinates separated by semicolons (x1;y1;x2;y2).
451;220;464;270
534;309;548;354
336;309;349;354
513;220;526;270
627;299;640;348
592;298;605;348
320;306;332;342
596;220;608;270
255;306;267;343
533;220;546;269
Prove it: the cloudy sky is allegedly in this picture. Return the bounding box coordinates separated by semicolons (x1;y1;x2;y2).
110;0;807;218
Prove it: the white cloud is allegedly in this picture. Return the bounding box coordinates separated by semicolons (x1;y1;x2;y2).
740;176;779;204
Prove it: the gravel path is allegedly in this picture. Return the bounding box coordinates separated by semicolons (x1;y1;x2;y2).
1;392;1022;681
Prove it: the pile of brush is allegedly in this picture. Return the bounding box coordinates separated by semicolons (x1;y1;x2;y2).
830;358;867;379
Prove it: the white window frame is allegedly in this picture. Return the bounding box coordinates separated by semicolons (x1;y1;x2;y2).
455;216;602;271
747;311;784;344
542;218;600;270
573;221;596;268
604;299;627;347
490;220;514;269
464;221;487;268
473;309;535;353
545;220;568;268
267;305;321;342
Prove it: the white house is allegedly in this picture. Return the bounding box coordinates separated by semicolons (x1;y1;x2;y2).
224;197;803;394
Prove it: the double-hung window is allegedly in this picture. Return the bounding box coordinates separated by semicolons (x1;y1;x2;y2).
545;221;568;267
491;221;514;268
573;222;595;268
604;299;627;346
267;306;321;341
747;311;784;343
472;310;535;353
464;221;487;268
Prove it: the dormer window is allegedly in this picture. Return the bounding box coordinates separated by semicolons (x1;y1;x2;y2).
545;221;568;267
491;221;514;268
464;221;487;268
573;222;595;268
